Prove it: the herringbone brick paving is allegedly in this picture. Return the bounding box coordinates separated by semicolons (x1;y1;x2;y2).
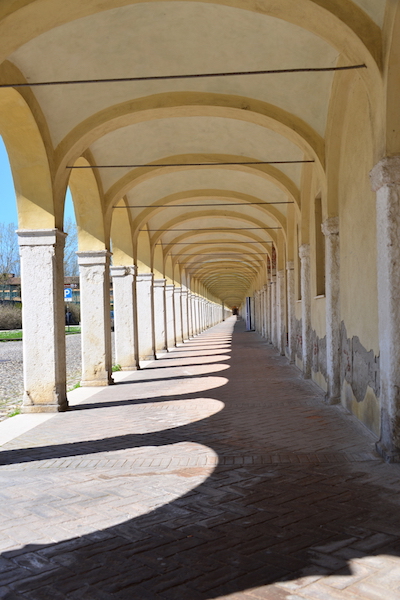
0;316;400;599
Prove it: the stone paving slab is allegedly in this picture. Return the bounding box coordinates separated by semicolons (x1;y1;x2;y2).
0;317;399;599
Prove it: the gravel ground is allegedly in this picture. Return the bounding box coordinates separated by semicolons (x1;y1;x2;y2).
0;334;115;420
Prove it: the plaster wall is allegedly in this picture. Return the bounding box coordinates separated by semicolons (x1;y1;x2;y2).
334;75;380;432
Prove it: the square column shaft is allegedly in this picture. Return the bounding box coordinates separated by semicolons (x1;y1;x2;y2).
18;229;67;412
174;287;183;343
370;157;400;461
154;279;167;353
322;218;341;403
165;284;176;349
78;251;113;386
111;265;139;371
181;290;189;341
136;273;156;360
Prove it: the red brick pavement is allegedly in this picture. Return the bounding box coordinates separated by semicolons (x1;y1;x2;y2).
0;316;400;599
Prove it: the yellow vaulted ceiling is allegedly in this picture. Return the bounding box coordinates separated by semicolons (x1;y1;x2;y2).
0;0;385;306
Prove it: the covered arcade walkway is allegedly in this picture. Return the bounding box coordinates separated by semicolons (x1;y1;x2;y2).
1;317;400;599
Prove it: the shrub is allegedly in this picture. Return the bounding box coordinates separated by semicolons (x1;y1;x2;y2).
0;303;22;330
66;303;80;324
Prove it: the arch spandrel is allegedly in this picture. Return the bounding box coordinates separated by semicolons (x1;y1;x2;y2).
136;227;152;274
110;197;134;266
0;87;54;229
152;242;164;279
68;156;108;251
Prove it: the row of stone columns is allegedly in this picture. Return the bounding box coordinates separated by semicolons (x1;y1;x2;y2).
18;232;224;414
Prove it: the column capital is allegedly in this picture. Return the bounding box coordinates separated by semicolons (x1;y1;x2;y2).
110;265;137;278
77;250;111;266
165;284;175;291
174;286;182;293
277;269;285;279
286;260;294;271
17;228;66;247
136;272;153;283
153;278;166;288
299;243;310;260
321;216;339;237
370;156;400;191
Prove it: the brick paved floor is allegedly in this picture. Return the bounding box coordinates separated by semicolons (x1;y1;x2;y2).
0;316;400;599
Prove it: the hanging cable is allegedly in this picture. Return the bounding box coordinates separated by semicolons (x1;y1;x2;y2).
68;160;313;168
1;64;366;88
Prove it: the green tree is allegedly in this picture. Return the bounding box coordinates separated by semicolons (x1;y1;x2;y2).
64;217;79;276
0;223;19;282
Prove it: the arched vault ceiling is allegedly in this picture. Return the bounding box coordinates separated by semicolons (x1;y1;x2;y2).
8;2;341;145
126;169;289;212
89;117;304;190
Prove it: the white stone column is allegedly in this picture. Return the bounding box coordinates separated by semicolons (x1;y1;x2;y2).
154;279;167;353
18;229;67;412
181;289;189;341
136;272;156;360
286;261;296;363
199;299;204;332
299;244;312;378
174;287;183;343
322;218;341;403
277;269;286;355
110;265;139;371
165;284;176;349
78;250;113;386
187;293;193;337
370;157;400;460
193;295;200;335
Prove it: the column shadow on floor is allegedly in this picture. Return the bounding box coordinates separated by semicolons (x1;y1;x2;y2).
1;318;400;599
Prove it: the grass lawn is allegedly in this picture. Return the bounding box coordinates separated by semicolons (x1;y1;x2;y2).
0;326;81;341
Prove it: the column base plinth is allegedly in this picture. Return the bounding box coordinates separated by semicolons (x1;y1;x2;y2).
325;393;341;405
21;400;68;413
376;440;400;463
80;379;113;387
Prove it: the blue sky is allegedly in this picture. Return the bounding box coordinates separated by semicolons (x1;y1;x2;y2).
0;136;75;226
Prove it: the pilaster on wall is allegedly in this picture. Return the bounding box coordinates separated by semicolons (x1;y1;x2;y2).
322;217;340;403
263;284;268;339
18;229;68;412
299;244;312;378
286;261;296;363
277;270;286;355
270;274;277;347
110;265;139;371
370;156;400;461
78;250;113;386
